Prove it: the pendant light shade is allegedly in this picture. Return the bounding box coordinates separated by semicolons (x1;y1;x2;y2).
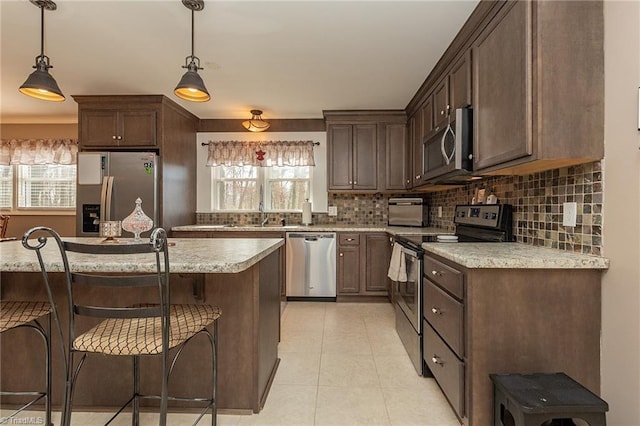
174;0;210;102
175;59;210;102
242;110;270;132
19;0;65;102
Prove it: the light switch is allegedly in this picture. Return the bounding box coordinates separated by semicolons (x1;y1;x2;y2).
562;202;577;227
328;206;337;217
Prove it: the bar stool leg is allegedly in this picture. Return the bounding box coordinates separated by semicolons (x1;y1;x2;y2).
133;356;139;426
45;315;52;426
212;321;218;426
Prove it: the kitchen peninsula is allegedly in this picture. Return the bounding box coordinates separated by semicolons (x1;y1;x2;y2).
0;237;283;414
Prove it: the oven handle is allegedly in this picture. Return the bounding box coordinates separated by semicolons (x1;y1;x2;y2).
399;245;420;259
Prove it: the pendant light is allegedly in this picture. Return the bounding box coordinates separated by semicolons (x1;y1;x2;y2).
174;0;210;102
19;0;65;102
242;110;271;132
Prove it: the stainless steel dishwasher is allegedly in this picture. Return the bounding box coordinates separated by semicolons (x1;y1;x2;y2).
285;232;336;300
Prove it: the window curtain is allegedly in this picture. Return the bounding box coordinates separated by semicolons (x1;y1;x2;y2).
0;138;78;165
205;140;316;167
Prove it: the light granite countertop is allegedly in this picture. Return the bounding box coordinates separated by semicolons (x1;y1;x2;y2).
422;242;609;269
0;237;284;274
172;224;452;236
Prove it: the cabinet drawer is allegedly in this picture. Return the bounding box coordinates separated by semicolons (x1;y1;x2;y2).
423;279;464;357
424;256;464;299
423;320;464;418
339;234;360;245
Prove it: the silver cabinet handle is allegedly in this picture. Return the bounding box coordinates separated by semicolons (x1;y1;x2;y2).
346;238;354;241
431;270;443;277
112;135;117;140
353;181;357;185
339;253;344;257
431;307;442;315
431;356;444;366
117;136;123;140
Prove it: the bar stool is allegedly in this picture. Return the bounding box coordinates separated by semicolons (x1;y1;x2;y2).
490;373;608;426
22;226;221;426
0;299;60;425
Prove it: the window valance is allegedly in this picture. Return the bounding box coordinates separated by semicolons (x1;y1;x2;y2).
0;138;78;165
205;140;316;167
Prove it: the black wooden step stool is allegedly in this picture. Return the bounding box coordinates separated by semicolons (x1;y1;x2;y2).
490;373;608;426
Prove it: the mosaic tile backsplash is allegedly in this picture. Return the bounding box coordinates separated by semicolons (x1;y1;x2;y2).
197;161;603;255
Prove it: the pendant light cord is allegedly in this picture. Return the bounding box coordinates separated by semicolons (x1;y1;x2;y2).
191;9;195;59
39;5;44;59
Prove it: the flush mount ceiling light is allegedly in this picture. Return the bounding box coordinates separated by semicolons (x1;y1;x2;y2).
174;0;210;102
242;110;271;132
19;0;65;102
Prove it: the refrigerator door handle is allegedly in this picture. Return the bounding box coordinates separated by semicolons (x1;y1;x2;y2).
105;176;114;221
99;176;109;223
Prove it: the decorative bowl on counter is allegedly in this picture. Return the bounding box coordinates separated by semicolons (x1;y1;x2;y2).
121;198;153;241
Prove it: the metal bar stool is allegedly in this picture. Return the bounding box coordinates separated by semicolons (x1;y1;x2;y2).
22;226;221;426
0;273;62;426
490;373;608;426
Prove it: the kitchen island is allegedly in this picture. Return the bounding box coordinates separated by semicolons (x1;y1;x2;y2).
0;237;284;414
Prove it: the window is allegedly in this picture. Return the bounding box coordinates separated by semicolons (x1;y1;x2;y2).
0;164;76;210
212;166;311;211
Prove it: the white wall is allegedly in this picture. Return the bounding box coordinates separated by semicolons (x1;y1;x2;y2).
195;132;327;212
602;1;640;424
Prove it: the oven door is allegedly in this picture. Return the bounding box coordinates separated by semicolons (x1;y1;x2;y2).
395;245;422;332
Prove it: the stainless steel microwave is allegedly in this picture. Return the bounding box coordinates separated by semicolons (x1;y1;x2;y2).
422;107;473;184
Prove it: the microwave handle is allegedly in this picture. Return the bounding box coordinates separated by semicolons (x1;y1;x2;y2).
441;123;456;165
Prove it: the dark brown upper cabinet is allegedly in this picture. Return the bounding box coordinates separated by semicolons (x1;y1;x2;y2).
327;123;377;191
472;0;604;174
80;109;157;148
324;111;406;193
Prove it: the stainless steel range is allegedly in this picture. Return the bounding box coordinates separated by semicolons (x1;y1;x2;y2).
391;204;513;376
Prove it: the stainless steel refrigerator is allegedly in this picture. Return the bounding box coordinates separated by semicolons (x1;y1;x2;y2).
76;151;158;237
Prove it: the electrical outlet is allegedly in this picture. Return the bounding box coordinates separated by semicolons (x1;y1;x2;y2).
562;202;577;227
328;206;338;217
437;206;443;218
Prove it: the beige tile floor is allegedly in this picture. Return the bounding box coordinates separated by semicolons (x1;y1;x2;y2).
3;302;461;425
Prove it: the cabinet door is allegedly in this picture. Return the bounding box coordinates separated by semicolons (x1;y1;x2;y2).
413;99;431;186
472;1;532;170
433;78;450;130
80;109;157;148
80;110;119;147
337;245;360;294
327;124;354;190
364;233;391;293
384;123;407;191
120;110;157;147
352;124;378;190
450;51;472;110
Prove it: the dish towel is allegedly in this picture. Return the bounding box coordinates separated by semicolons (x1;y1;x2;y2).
387;242;408;282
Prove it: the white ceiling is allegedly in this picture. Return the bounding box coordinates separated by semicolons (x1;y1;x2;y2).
0;0;479;124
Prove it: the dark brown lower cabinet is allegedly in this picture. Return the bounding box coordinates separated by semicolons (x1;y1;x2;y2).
422;252;603;426
337;232;391;300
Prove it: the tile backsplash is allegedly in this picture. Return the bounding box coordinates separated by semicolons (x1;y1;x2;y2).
197;161;603;255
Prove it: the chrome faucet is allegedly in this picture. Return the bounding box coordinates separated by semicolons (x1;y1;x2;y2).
259;184;268;226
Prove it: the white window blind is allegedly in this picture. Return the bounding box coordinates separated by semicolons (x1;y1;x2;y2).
0;165;12;209
16;164;76;209
212;165;311;211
